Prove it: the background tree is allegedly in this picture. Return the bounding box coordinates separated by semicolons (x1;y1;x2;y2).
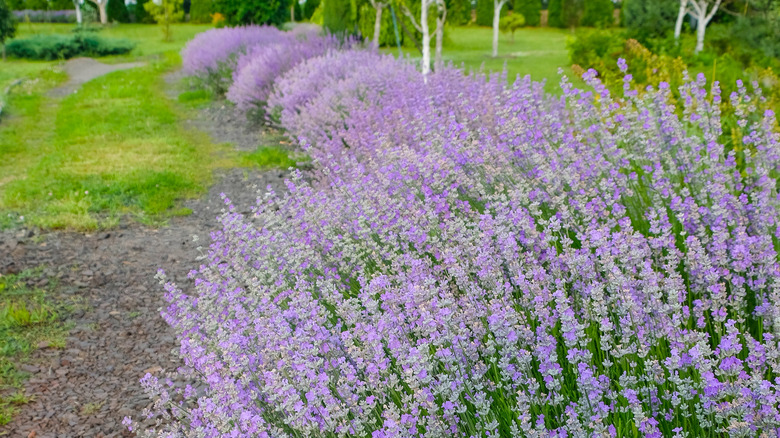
189;0;212;23
476;0;495;25
499;12;524;40
446;0;471;25
144;0;183;41
688;0;724;52
514;0;539;25
561;0;583;26
401;0;446;75
674;0;688;39
367;0;389;48
303;0;320;19
0;0;15;61
581;0;613;26
622;0;678;44
323;0;356;33
131;0;153;21
73;0;83;24
213;0;290;26
491;0;509;56
86;0;109;23
108;0;130;22
547;0;564;27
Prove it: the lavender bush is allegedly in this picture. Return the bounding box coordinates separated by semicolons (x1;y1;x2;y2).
225;34;344;113
12;10;77;23
132;32;780;437
180;26;290;94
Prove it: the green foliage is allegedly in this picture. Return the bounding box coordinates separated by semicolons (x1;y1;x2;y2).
707;16;780;68
303;0;319;19
144;0;184;41
499;12;524;39
6;33;135;59
547;0;563;27
567;28;623;73
475;0;494;26
0;0;16;51
130;0;154;22
323;0;355;33
580;0;612;27
560;0;583;27
358;2;394;46
621;0;677;43
514;0;539;26
189;0;213;23
213;0;290;26
107;0;131;23
446;0;472;25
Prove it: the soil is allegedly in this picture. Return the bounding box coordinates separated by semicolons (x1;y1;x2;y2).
49;58;147;98
0;72;292;437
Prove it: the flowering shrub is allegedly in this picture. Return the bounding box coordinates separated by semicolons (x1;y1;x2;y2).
136;33;780;438
225;33;343;112
180;26;289;94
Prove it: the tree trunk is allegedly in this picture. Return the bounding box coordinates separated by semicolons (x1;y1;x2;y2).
98;0;107;24
74;0;82;25
695;15;706;53
421;0;431;76
492;1;502;57
674;0;687;39
290;3;295;21
373;5;383;49
434;19;443;71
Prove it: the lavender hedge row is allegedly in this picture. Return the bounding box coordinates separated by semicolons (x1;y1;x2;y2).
131;28;780;438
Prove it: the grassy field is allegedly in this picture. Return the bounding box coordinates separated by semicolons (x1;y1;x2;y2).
0;24;298;231
385;25;576;91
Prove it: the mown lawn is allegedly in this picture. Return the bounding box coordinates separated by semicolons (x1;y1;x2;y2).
0;24;295;230
385;25;576;91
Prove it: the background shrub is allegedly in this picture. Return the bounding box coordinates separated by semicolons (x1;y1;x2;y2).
188;0;212;23
6;33;135;60
213;0;290;26
107;0;130;23
514;0;540;26
11;9;77;23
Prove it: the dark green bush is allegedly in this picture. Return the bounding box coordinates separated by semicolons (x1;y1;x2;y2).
581;0;613;27
107;0;130;23
514;0;540;26
213;0;289;26
189;0;213;23
6;34;135;60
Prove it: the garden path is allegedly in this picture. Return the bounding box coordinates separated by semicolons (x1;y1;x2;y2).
0;77;291;437
48;58;146;98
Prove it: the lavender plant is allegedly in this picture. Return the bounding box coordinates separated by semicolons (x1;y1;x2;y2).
180;26;290;94
134;34;780;438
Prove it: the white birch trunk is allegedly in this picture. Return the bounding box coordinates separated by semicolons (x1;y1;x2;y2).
674;0;687;39
97;0;107;24
421;0;431;76
433;0;446;71
373;5;383;49
689;0;722;53
74;0;83;25
491;0;504;58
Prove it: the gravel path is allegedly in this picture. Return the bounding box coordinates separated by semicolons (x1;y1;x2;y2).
49;58;147;98
0;75;292;437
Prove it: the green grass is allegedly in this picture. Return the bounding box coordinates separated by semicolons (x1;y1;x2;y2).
0;23;299;230
385;26;576;91
0;269;72;426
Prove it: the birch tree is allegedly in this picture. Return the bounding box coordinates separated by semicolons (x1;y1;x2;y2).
689;0;723;52
402;0;447;76
492;0;509;57
73;0;83;25
674;0;687;40
368;0;389;49
433;0;446;72
87;0;109;24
